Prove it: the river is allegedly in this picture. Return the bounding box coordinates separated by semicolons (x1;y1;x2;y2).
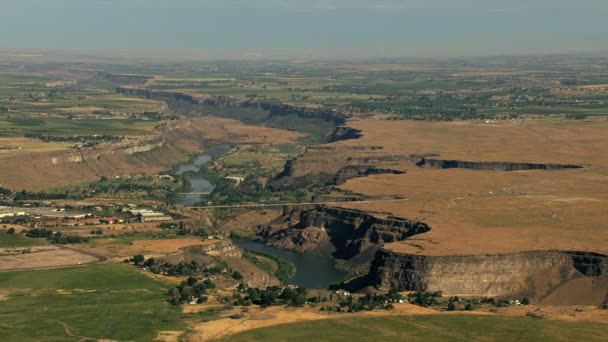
233;238;347;289
174;146;233;206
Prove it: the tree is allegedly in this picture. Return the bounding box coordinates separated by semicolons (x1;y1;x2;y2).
232;271;243;280
521;297;530;305
447;302;456;311
132;254;145;265
6;228;15;234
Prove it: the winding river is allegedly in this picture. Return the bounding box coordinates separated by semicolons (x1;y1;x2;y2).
174;146;233;206
234;238;347;289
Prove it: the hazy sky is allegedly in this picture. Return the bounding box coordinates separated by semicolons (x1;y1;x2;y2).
1;0;607;57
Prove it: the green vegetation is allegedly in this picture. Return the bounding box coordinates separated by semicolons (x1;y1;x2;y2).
0;117;157;137
24;228;89;244
231;284;308;308
0;231;43;247
243;250;295;284
0;264;185;341
167;276;214;305
221;315;608;342
15;175;183;205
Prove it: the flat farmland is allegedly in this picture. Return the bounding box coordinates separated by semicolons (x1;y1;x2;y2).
330;117;608;256
219;314;608;342
0;245;98;271
0;264;185;341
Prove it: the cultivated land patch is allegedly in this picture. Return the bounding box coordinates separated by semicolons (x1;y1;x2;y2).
0;245;98;271
0;232;44;248
77;237;212;261
0;264;184;341
219;314;608;342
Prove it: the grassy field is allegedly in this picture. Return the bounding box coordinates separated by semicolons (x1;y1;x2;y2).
221;314;608;341
0;117;157;137
0;264;185;341
0;233;43;248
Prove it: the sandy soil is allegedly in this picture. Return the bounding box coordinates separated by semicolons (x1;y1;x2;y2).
491;305;608;323
155;331;184;342
78;238;214;260
0;246;98;271
161;117;303;154
188;304;438;341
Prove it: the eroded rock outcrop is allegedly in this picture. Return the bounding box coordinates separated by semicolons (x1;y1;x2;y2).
265;206;430;260
368;249;608;299
417;158;583;171
117;86;200;104
334;165;405;185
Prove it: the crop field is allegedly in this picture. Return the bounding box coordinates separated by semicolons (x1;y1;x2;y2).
0;264;186;341
139;55;608;122
0;232;43;248
0;117;158;137
0;246;99;271
221;314;608;342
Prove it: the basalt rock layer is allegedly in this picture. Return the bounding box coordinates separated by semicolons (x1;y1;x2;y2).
265;206;430;260
416;158;583;171
368;249;608;300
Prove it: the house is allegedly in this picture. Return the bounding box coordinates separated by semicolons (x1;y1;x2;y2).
99;217;124;225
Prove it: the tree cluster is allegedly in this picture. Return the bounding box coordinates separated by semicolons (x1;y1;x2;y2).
231;284;308;308
24;228;89;244
167;276;214;305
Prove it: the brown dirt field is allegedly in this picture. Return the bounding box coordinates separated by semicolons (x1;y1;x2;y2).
77;238;214;260
542;277;608;306
55;223;165;236
0;246;98;271
0;141;186;191
188;300;608;341
326;118;608;256
492;305;608;323
155;331;184;342
161;117;303;153
187;304;437;342
337;118;608;165
0;137;71;157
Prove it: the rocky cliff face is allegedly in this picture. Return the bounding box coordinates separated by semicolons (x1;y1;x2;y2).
47;137;165;164
96;73;153;86
117;86;347;125
266;206;430;260
417;158;583;171
182;240;243;258
240;100;346;125
368;249;608;298
327;126;362;142
117;86;200;104
334;165;405;185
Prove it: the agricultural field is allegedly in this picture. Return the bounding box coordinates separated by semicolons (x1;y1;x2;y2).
221;314;608;342
139;55;608;122
0;231;43;248
0;264;187;341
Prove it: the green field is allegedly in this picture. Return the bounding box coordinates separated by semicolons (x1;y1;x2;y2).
0;117;157;137
0;264;186;341
221;314;608;342
0;232;43;248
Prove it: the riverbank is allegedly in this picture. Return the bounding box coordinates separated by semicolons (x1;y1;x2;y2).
233;238;347;289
